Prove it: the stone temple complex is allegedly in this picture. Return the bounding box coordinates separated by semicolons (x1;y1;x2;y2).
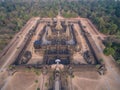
34;18;81;65
0;15;107;90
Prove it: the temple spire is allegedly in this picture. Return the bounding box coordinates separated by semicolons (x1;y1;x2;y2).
46;26;52;37
55;19;62;30
66;25;70;37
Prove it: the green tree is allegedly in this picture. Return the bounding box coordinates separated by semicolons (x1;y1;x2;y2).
109;24;118;34
115;1;120;17
37;88;40;90
117;60;120;64
103;47;115;56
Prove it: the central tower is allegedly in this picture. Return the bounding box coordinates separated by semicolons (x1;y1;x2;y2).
55;19;63;30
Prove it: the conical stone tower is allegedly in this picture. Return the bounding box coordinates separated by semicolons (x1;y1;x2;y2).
65;20;68;26
50;21;53;26
55;19;62;30
46;26;52;37
66;25;70;38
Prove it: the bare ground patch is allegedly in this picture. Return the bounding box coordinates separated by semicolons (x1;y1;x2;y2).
1;72;38;90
